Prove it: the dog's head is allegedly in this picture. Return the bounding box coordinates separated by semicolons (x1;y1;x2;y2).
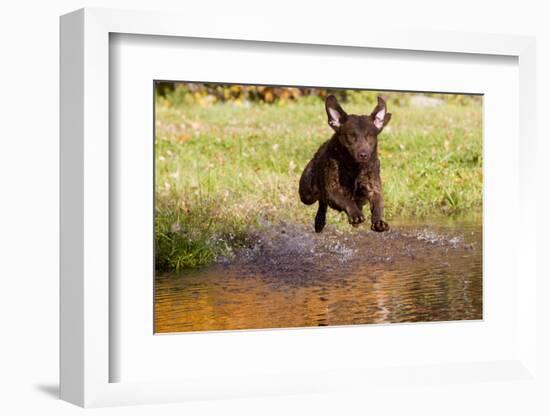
325;95;391;165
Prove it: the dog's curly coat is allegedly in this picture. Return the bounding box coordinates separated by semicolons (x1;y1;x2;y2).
299;95;391;233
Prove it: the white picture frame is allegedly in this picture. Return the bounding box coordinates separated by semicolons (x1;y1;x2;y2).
60;7;538;408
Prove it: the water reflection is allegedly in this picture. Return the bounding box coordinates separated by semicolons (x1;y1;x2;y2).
155;221;482;333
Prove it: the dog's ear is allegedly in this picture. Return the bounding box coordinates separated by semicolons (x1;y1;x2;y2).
325;95;348;130
371;96;392;131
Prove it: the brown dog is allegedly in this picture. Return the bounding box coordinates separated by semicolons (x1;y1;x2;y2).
299;95;391;233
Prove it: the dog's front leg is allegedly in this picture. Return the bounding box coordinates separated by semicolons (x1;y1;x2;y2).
345;203;366;227
324;161;365;227
366;180;389;232
328;191;365;227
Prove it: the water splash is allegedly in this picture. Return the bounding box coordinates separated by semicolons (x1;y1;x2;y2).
155;220;483;332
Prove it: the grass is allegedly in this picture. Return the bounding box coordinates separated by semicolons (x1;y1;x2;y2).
155;94;482;271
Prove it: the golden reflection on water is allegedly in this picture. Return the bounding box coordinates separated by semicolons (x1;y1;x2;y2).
155;223;482;333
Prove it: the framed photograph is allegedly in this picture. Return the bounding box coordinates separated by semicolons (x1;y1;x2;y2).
152;81;484;334
60;8;538;408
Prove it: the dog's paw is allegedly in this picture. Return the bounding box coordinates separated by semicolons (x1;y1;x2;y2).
348;211;365;227
371;220;389;232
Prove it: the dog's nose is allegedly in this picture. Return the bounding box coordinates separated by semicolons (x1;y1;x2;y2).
358;152;369;160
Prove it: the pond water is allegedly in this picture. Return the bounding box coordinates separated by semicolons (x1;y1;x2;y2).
155;220;482;333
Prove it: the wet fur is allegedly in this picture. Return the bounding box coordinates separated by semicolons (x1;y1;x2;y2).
299;95;391;233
